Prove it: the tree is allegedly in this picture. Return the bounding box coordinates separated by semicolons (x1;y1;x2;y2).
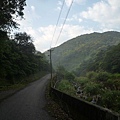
13;32;35;54
0;31;8;56
102;90;120;111
0;31;50;84
64;72;75;81
56;65;67;80
0;0;26;31
84;82;102;95
102;44;120;73
0;31;10;79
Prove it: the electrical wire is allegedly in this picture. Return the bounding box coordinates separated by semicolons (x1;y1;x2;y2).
49;0;74;74
50;0;65;49
55;0;74;46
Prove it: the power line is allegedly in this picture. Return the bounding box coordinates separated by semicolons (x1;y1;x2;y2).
49;0;74;79
48;49;53;80
55;0;74;46
50;0;65;49
49;0;65;80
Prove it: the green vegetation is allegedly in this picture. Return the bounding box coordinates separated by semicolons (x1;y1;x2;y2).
0;32;50;86
0;0;50;90
75;43;120;76
0;0;26;31
57;79;76;96
74;72;120;113
56;70;120;113
0;71;47;91
55;66;76;96
55;42;120;113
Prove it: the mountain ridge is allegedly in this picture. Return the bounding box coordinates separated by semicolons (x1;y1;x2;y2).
45;31;120;71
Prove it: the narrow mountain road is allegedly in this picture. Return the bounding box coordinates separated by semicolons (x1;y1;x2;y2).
0;74;55;120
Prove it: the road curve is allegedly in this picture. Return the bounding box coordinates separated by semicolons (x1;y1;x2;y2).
0;74;55;120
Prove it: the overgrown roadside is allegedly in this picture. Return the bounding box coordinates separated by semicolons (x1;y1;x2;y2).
0;71;47;102
45;82;73;120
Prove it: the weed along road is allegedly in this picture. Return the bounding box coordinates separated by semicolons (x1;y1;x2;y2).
0;74;54;120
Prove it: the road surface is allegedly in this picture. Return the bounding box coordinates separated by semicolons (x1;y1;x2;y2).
0;74;55;120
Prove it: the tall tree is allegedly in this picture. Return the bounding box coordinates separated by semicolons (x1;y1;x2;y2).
0;0;26;31
14;32;35;54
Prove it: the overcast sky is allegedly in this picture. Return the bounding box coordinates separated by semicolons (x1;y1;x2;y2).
17;0;120;52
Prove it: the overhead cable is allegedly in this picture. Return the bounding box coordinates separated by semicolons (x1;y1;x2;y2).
55;0;74;46
50;0;65;49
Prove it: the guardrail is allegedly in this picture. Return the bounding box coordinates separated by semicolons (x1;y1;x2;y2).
50;86;120;120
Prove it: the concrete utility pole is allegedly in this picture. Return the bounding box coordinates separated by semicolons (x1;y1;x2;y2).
48;49;53;80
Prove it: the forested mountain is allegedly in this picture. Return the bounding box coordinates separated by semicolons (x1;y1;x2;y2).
45;31;120;71
84;43;120;74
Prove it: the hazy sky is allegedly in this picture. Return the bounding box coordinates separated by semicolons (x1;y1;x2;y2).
17;0;120;52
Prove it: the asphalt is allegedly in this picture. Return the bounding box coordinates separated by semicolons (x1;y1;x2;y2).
0;74;55;120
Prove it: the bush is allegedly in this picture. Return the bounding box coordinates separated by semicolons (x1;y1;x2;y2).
64;72;75;81
57;79;76;96
86;71;97;81
113;73;120;79
75;77;89;87
101;90;120;112
95;72;111;82
84;82;102;95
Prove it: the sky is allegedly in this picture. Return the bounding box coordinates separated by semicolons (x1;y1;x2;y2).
17;0;120;53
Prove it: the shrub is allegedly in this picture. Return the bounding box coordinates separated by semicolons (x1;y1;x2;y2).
101;90;120;112
86;71;97;81
64;72;75;81
113;73;120;79
95;72;111;82
84;82;102;95
57;79;76;96
75;77;89;87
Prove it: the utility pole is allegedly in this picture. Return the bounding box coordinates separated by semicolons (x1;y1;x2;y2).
48;49;53;80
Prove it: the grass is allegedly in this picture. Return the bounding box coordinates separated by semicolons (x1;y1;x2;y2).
57;79;76;97
0;71;49;102
0;71;48;91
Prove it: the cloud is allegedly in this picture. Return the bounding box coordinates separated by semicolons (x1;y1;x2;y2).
17;0;120;53
58;1;62;6
17;6;93;53
65;0;85;7
56;1;62;11
28;24;93;52
31;6;35;11
17;5;41;30
80;0;120;29
18;24;93;53
65;0;72;6
67;14;83;23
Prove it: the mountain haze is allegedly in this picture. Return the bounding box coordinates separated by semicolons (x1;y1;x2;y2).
45;31;120;71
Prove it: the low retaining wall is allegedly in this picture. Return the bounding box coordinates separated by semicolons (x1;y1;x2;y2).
51;87;120;120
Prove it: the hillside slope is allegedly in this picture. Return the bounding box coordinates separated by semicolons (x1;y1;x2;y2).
45;31;120;71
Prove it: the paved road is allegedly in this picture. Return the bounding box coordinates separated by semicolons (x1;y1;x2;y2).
0;74;55;120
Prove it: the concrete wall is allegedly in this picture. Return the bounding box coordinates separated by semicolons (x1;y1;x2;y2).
51;87;120;120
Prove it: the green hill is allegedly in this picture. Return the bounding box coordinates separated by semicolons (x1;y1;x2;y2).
45;31;120;71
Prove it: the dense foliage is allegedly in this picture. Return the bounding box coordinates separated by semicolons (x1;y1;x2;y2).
55;42;120;113
75;43;120;76
55;66;76;96
56;68;120;113
74;72;120;113
0;0;50;86
45;31;120;71
56;65;75;82
0;0;26;31
0;32;50;85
